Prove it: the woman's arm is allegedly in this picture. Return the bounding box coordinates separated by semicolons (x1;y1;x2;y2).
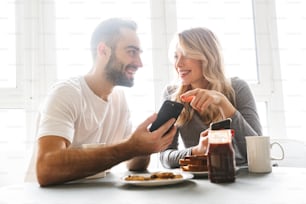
230;77;263;165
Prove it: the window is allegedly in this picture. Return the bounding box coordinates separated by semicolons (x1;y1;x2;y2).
152;0;273;135
55;0;154;126
0;109;26;150
275;0;306;141
0;109;27;186
173;0;269;135
176;0;258;83
0;1;16;88
2;0;303;185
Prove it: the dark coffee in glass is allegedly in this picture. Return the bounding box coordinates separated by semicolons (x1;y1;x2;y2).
207;130;236;183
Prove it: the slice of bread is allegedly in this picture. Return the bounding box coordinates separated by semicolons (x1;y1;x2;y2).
179;155;208;172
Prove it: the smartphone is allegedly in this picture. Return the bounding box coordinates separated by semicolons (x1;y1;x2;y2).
149;100;184;132
210;118;232;130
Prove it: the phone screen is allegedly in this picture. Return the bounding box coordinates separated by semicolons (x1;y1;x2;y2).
149;100;184;132
210;118;232;130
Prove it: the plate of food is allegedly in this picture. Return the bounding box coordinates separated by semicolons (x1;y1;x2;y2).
120;171;193;187
179;155;208;176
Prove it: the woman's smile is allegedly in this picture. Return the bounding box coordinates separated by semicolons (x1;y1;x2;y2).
178;69;191;78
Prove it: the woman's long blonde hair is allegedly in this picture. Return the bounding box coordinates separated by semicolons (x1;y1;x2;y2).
172;27;236;126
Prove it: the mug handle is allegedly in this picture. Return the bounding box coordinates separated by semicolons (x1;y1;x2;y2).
270;142;285;160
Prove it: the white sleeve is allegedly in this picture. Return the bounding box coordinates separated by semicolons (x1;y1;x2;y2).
37;84;80;142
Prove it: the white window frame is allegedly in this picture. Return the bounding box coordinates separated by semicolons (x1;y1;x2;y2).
246;0;286;138
150;0;286;138
0;0;287;142
0;1;57;142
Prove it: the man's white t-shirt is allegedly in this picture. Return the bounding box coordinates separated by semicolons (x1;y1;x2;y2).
25;76;132;181
37;76;132;146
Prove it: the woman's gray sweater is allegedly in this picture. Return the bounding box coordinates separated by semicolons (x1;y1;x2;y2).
159;77;263;168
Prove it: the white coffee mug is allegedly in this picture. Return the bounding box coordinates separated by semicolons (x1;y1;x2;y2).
82;143;106;179
245;136;284;173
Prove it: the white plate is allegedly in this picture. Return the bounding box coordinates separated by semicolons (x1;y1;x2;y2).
182;170;208;176
181;167;240;176
120;172;193;187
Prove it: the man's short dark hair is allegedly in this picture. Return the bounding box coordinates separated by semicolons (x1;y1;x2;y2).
90;18;137;60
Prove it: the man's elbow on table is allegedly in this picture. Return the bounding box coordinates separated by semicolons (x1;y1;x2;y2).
36;163;51;187
36;157;66;187
36;158;57;187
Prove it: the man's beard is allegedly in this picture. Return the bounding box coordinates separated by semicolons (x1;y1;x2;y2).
105;55;135;87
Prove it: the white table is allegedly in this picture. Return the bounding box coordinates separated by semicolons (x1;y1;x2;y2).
1;167;305;204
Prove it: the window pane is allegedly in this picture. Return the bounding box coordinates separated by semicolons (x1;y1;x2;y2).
54;0;154;126
0;1;16;88
256;101;268;136
55;0;152;79
0;109;28;185
275;0;306;142
175;0;258;83
0;109;26;150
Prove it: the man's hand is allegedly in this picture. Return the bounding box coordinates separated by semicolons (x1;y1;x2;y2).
36;114;177;187
127;113;177;155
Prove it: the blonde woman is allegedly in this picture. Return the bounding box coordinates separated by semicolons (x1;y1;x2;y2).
159;27;262;168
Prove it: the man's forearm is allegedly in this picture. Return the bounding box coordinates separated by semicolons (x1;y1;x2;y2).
37;141;137;186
